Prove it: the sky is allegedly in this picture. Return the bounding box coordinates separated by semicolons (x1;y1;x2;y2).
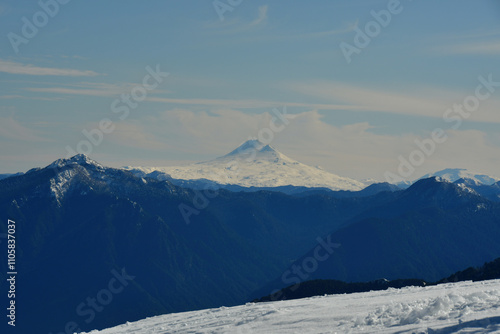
1;0;500;181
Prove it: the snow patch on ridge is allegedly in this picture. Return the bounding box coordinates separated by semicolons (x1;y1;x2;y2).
49;168;76;203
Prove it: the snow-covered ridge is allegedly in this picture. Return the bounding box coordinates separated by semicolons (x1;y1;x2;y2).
124;140;366;191
80;279;500;334
420;168;500;186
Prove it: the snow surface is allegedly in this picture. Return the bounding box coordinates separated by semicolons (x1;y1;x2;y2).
420;169;499;186
49;168;76;202
124;140;365;191
80;279;500;334
44;155;107;204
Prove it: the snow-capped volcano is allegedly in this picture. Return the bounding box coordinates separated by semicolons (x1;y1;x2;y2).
125;140;365;191
219;139;292;165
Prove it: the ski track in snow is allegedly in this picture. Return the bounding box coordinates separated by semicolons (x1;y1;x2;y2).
80;279;500;334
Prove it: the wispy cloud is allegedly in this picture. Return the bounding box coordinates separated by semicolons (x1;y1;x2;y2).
247;23;355;44
429;30;500;56
60;55;88;60
26;87;122;97
436;40;500;55
288;20;357;40
432;29;500;42
147;96;366;111
206;4;269;34
286;80;500;124
0;95;64;101
277;112;500;180
0;117;51;142
24;82;171;98
108;122;172;151
114;108;285;156
0;59;100;77
23;83;366;110
0;95;24;99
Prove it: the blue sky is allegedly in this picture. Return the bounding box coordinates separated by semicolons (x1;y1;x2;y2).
1;0;500;181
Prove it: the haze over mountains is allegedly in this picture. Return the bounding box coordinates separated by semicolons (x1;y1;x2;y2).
124;139;500;194
1;143;500;333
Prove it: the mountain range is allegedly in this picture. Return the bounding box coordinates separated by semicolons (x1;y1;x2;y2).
124;140;500;197
1;143;500;333
0;154;381;333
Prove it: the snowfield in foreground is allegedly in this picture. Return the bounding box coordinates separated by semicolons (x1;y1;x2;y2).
81;279;500;334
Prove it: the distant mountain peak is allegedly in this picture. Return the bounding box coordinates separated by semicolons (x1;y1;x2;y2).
239;139;264;149
414;176;465;188
420;168;499;186
406;176;479;201
217;139;291;166
47;154;104;170
223;139;278;158
126;140;366;191
259;144;277;153
454;177;482;187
